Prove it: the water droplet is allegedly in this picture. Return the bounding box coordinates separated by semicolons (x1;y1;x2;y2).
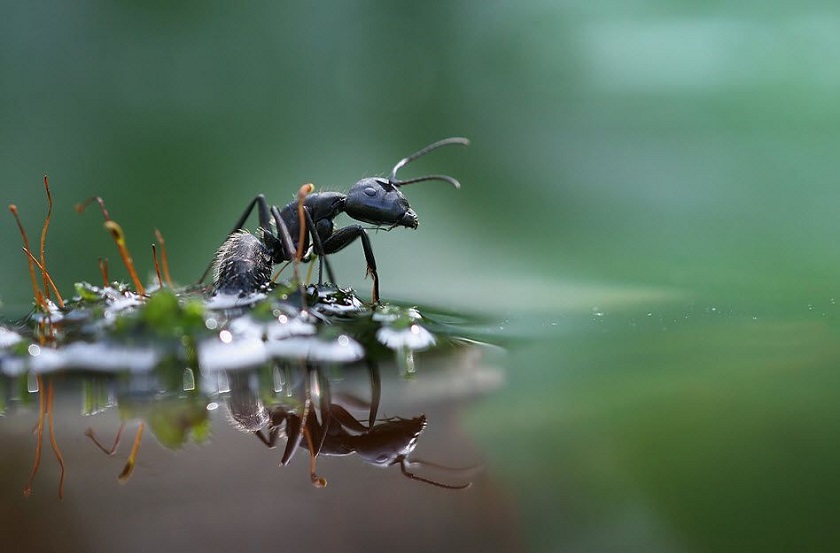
27;371;39;393
27;344;41;357
273;367;285;393
182;368;196;391
219;330;233;344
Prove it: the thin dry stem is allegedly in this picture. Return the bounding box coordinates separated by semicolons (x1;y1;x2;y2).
117;423;145;483
23;248;65;309
295;183;314;262
85;423;125;455
23;374;45;497
152;244;164;288
9;204;46;310
39;176;53;301
98;258;109;288
104;220;145;295
154;228;173;286
46;381;65;499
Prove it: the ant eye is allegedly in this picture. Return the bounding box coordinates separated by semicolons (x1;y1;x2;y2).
363;187;377;197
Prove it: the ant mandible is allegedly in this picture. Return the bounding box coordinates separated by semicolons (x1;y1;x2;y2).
201;137;469;303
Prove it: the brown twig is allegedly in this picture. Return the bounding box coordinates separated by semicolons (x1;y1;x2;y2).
78;196;145;293
296;183;314;262
39;176;54;301
98;258;109;288
104;220;145;295
23;374;46;497
151;244;164;288
22;248;65;309
9;204;46;309
154;228;173;286
46;381;65;499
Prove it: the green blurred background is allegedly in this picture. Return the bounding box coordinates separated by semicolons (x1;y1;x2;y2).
4;0;840;312
4;1;840;552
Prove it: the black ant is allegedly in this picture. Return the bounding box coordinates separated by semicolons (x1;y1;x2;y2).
225;365;472;489
202;137;469;302
272;406;471;490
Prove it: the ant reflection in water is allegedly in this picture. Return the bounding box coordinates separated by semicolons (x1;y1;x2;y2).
225;363;471;490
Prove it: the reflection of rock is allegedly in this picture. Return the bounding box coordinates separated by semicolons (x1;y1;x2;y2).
376;323;436;351
265;334;364;363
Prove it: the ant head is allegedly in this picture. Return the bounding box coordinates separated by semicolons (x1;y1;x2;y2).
345;178;418;228
343;137;469;229
353;415;427;466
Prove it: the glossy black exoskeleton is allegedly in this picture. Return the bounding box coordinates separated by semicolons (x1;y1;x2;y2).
204;137;469;302
225;365;471;489
254;403;470;490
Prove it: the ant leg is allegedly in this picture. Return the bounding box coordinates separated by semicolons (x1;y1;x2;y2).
280;390;312;467
269;206;298;261
199;194;274;283
367;360;381;428
280;413;302;466
270;206;310;307
302;207;337;286
327;404;369;432
321;225;380;303
253;427;280;448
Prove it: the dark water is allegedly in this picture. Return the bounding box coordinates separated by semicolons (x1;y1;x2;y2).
3;299;840;553
1;346;511;553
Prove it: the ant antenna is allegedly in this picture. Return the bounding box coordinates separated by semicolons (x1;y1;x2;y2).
398;457;472;490
389;137;469;189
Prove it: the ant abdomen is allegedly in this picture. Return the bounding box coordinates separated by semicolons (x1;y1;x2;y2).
213;230;273;296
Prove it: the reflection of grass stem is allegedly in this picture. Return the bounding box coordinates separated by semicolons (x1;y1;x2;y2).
118;423;145;483
23;376;65;499
46;381;65;499
86;421;146;482
85;422;125;455
303;419;327;488
23;374;46;497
